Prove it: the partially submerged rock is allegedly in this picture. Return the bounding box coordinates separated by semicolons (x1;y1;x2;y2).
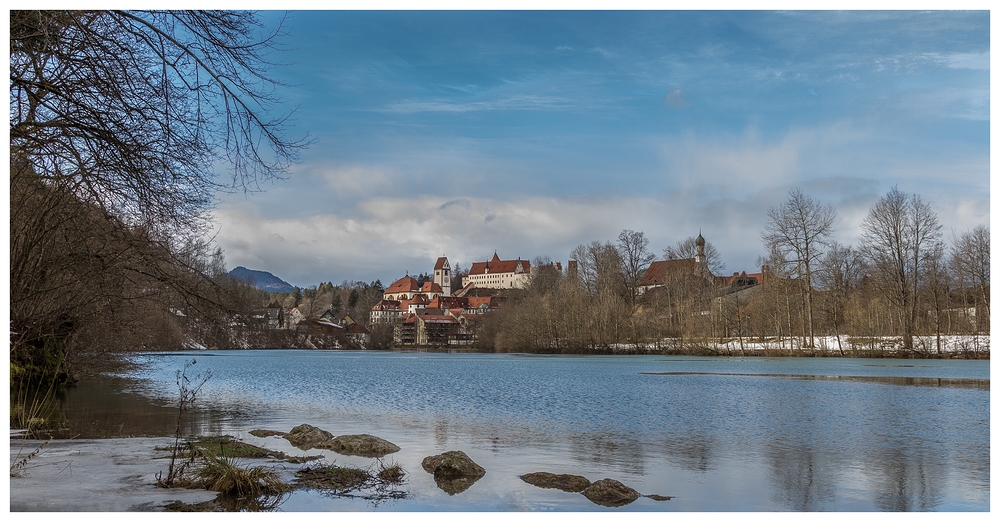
421;450;485;495
248;429;287;438
315;434;400;458
520;472;591;493
644;494;673;501
283;424;333;450
581;478;640;507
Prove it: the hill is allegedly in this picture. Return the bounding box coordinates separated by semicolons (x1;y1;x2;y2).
229;266;294;293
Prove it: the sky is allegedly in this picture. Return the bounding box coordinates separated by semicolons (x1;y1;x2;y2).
208;9;991;288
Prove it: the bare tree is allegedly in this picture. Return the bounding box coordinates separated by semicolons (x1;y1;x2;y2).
859;187;942;350
11;11;306;231
923;243;950;354
570;240;622;296
762;188;836;348
616;229;656;308
816;243;865;354
10;10;305;381
665;236;725;275
950;225;990;328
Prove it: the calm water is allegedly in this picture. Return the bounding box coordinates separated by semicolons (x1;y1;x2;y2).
81;351;989;511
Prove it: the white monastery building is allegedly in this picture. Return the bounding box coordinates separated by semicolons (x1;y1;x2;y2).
465;252;531;290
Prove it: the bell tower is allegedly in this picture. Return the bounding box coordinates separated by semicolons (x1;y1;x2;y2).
694;231;711;278
434;256;451;296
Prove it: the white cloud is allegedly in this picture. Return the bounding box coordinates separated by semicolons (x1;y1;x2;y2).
211;120;988;287
381;93;575;114
660;121;871;190
923;52;990;71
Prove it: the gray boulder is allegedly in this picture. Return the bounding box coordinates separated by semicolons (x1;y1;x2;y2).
421;450;485;495
283;424;333;450
520;472;591;493
316;434;400;458
581;478;640;507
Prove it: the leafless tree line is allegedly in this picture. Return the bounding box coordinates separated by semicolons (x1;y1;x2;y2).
479;188;988;356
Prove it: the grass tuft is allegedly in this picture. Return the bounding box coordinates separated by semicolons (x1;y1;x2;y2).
375;459;406;484
198;455;288;497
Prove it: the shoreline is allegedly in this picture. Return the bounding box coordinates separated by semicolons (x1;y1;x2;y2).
8;436;219;511
164;333;992;359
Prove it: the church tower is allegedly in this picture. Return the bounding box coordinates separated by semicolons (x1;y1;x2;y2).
434;256;451;296
694;231;711;278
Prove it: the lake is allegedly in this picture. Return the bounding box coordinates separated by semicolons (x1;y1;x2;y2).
60;351;990;511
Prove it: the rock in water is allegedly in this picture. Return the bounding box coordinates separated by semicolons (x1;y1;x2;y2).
520;472;591;493
316;434;400;458
248;429;287;438
283;424;333;450
421;450;486;495
581;478;640;507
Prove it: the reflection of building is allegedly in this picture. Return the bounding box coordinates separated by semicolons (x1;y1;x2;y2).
466;252;531;289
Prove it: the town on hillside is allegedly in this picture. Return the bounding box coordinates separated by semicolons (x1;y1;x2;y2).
252;232;772;350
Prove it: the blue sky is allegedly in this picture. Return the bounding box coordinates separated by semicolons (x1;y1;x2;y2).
211;9;990;288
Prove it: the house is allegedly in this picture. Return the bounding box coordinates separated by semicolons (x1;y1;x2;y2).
297;317;343;336
250;304;284;329
344;322;372;347
392;308;474;346
285;308;305;329
371;299;403;324
466;252;531;289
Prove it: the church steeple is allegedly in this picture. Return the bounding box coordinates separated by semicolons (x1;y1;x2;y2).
695;230;709;277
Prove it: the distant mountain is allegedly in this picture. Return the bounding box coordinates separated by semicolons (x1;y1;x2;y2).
229;266;294;293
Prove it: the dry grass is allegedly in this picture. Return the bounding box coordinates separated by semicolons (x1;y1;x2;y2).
198;455;288;497
375;459;406;484
9;438;51;478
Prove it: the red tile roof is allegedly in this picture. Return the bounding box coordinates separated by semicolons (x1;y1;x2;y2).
421;281;443;293
467;296;503;309
371;299;401;311
468;255;530;275
420;314;459;325
385;275;420;294
434;257;449;270
428;296;468;310
639;259;698;286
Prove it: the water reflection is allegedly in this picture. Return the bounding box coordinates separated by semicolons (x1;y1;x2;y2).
658;432;717;473
863;447;943;511
567;432;646;476
640;372;990;390
766;438;835;510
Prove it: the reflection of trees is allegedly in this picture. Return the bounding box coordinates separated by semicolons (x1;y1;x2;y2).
658;432;716;473
766;439;834;510
863;447;942;511
567;432;646;476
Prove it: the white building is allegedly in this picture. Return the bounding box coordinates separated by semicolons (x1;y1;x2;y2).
465;252;531;290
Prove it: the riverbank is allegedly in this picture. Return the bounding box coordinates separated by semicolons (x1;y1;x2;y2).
434;334;991;358
9;435;218;511
176;333;992;359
